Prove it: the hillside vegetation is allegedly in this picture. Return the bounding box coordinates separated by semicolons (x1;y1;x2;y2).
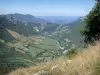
0;15;63;75
52;18;85;49
9;42;100;75
0;14;86;75
0;33;60;75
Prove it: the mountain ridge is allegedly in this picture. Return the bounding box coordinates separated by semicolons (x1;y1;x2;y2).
5;13;49;23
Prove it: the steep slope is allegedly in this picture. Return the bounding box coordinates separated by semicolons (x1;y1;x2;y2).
52;18;85;49
9;42;100;75
0;15;40;41
41;22;60;34
68;18;85;46
0;16;15;41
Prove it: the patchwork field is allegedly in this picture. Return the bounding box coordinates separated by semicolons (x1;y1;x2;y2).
6;32;61;64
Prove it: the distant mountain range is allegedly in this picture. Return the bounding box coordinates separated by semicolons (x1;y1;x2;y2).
6;13;49;23
0;14;61;41
0;13;82;25
0;13;85;42
36;16;80;24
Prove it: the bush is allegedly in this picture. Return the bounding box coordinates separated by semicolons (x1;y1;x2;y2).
82;1;100;44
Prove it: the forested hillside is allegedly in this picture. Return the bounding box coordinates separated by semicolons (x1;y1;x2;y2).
0;15;62;75
0;14;85;75
52;18;85;50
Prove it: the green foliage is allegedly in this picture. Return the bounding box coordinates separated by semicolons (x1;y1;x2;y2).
82;2;100;44
96;0;100;2
0;41;35;75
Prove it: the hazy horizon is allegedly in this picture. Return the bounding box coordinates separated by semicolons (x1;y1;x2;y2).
0;0;96;16
0;13;82;17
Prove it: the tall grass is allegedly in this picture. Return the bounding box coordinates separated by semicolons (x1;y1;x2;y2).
9;42;100;75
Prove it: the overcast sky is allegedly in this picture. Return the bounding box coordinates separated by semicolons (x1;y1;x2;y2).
0;0;96;16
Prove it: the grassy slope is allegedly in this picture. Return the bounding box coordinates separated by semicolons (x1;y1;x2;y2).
0;28;60;75
69;18;85;46
9;42;100;75
28;37;60;60
7;29;59;57
0;40;34;75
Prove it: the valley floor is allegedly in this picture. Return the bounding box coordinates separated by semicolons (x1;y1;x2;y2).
9;42;100;75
